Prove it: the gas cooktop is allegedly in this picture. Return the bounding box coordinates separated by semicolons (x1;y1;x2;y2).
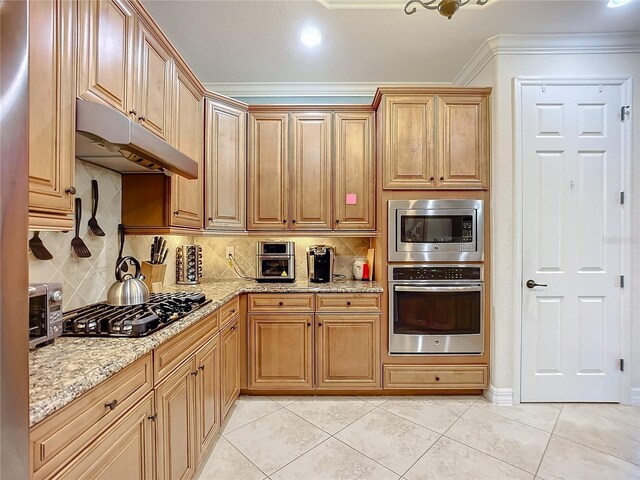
62;292;210;338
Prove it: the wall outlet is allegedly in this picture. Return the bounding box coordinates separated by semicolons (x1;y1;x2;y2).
226;246;235;260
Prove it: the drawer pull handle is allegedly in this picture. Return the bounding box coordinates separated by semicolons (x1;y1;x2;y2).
435;376;440;381
346;301;352;306
148;413;157;421
105;399;118;411
278;301;284;306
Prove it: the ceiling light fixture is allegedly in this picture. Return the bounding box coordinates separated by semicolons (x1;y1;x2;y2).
607;0;633;7
300;27;322;47
404;0;487;19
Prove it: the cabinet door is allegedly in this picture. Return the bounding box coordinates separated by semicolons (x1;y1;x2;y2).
316;314;380;389
194;334;220;464
156;359;196;480
135;20;173;140
333;111;375;230
436;95;489;189
170;68;204;228
77;0;135;115
52;394;155;480
290;113;332;230
248;113;289;230
205;100;247;230
220;318;240;420
28;0;75;227
249;314;314;390
382;95;436;189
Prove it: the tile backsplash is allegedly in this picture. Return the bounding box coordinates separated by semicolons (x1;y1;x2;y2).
28;160;122;311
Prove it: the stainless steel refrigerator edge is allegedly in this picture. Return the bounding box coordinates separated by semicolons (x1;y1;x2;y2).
1;0;30;477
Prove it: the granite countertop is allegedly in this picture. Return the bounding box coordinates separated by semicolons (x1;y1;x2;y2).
29;279;382;427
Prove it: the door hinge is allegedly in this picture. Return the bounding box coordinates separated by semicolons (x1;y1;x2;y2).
620;275;625;288
620;191;625;205
621;105;630;122
620;359;625;372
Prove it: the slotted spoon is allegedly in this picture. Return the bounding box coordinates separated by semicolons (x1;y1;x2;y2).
71;198;91;258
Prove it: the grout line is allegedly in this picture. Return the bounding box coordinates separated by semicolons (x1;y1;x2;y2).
267;435;334;477
330;435;403;477
221;402;284;436
471;403;561;434
535;404;563;478
550;430;640;467
224;435;272;480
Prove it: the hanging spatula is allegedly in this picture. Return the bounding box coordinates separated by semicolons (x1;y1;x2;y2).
71;198;91;258
29;231;53;260
88;179;105;236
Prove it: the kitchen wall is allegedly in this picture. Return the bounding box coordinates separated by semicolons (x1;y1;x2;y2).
462;34;640;403
28;160;122;311
127;235;372;282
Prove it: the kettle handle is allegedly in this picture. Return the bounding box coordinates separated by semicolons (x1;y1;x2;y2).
115;256;141;281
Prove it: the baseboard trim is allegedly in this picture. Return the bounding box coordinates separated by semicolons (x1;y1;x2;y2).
630;388;640;406
484;385;514;406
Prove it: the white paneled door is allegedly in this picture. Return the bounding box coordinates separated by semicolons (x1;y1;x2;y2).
520;83;624;402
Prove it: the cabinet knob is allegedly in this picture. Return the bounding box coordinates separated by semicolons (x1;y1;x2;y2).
430;176;435;181
198;365;205;371
278;301;284;306
231;325;236;331
208;217;214;222
292;219;296;223
129;109;136;115
191;370;199;376
138;115;146;121
230;309;236;314
318;322;323;326
65;186;76;195
174;211;179;215
435;376;440;381
346;301;352;306
282;219;287;223
440;176;445;181
104;399;118;411
148;413;157;421
307;322;311;327
335;219;340;224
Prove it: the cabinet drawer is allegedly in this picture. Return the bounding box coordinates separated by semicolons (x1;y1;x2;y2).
154;311;219;383
383;365;488;389
31;353;153;479
315;293;381;312
220;296;240;328
248;294;314;313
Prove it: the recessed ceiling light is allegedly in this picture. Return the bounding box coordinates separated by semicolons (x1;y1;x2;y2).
607;0;633;7
300;27;322;48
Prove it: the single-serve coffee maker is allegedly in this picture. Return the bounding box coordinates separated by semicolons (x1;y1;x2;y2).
306;245;335;283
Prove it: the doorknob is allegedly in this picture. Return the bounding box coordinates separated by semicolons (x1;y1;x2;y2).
526;279;548;289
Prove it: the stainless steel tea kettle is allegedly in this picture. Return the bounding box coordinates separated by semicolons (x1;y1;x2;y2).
107;256;149;306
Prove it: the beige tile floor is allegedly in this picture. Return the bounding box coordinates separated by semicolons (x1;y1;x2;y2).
196;395;640;480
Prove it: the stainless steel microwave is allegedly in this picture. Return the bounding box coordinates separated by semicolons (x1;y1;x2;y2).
388;199;484;262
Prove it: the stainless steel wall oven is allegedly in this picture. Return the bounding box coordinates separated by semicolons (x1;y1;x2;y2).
389;265;484;354
388;199;484;262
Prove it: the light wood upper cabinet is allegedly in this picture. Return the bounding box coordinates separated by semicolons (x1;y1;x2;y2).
220;318;241;419
437;94;489;189
333;111;375;230
135;20;173;140
315;314;381;389
194;334;220;465
170;68;204;228
156;359;197;480
248;113;289;230
377;89;491;190
290;113;332;230
249;313;314;390
77;0;135;115
382;95;436;189
28;0;76;230
52;394;156;480
205;99;247;231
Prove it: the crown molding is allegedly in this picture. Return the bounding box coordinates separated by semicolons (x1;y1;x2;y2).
201;82;451;98
453;32;640;86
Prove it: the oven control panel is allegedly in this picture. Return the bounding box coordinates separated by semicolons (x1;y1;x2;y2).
391;265;482;281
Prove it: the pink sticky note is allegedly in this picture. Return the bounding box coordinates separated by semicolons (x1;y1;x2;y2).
346;193;357;205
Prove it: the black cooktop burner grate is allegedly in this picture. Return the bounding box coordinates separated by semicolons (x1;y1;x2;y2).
62;292;210;338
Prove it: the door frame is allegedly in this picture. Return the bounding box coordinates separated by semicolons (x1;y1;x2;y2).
512;76;633;404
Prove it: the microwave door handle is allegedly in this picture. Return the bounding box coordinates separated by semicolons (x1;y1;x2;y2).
394;285;483;293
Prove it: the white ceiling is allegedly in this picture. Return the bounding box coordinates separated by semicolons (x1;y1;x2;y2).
142;0;640;85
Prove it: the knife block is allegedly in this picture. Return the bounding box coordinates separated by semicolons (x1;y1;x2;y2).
140;261;167;293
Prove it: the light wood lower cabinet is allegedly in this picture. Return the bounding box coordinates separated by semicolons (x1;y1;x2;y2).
52;393;156;480
194;334;221;465
220;317;241;419
383;365;488;389
249;313;314;390
316;314;380;389
156;358;197;480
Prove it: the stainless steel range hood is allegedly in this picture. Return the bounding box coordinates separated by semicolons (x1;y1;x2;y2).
75;99;198;179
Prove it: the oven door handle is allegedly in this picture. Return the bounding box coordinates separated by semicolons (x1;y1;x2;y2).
393;285;483;293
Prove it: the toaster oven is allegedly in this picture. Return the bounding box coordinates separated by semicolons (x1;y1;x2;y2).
29;283;63;349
